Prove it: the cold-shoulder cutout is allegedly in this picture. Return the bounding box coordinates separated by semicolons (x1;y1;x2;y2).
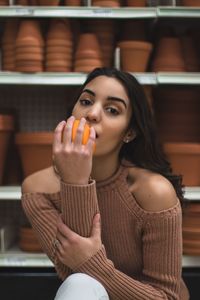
128;168;178;212
21;166;60;194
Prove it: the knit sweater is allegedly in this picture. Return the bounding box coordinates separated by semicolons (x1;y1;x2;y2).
22;164;189;300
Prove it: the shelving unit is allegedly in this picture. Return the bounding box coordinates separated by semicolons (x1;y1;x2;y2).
0;5;200;299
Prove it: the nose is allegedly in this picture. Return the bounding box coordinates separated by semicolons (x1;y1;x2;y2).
86;103;101;124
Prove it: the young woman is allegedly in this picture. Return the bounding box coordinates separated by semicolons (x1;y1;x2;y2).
21;67;189;300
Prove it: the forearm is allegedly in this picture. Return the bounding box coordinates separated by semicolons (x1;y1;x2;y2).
21;193;71;280
60;180;99;237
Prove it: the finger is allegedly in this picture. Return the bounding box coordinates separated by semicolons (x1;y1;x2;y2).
91;213;101;238
62;115;75;144
87;126;96;154
74;117;86;146
52;120;66;152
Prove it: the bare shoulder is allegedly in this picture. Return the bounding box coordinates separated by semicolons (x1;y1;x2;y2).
128;167;178;212
21;166;60;194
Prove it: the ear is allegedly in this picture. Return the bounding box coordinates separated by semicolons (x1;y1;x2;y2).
123;128;136;143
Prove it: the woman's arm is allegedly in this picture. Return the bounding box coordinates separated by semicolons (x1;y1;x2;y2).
21;192;71;280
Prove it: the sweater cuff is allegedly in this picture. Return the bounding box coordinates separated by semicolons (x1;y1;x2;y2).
74;246;114;280
60;180;99;237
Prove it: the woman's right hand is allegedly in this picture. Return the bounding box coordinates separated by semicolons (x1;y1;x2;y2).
52;116;96;185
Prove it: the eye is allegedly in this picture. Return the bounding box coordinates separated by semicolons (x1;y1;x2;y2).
79;99;92;106
106;107;119;115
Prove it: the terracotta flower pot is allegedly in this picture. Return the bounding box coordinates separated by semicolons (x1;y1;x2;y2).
38;0;60;5
92;0;120;7
16;20;44;47
15;132;53;178
164;143;200;186
19;227;43;252
126;0;146;6
182;0;200;6
182;202;200;255
65;0;81;5
0;115;14;184
152;37;186;72
118;40;152;72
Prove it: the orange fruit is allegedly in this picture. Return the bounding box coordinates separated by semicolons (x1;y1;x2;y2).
72;119;96;152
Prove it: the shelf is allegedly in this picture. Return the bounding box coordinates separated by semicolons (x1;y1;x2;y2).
0;247;199;267
2;72;200;86
0;6;156;18
0;247;53;267
0;72;157;86
157;73;200;85
158;6;200;18
0;186;200;201
1;6;200;19
182;255;200;268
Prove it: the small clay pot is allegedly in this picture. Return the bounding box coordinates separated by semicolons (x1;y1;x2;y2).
0;115;15;184
16;20;44;47
126;0;146;6
19;227;43;253
65;0;81;5
164;143;200;186
92;0;120;7
15;132;53;177
118;40;152;72
182;0;200;6
38;0;60;5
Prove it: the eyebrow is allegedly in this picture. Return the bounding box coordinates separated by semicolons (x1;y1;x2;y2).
81;88;127;109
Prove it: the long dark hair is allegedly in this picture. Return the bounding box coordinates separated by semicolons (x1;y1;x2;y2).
68;67;184;204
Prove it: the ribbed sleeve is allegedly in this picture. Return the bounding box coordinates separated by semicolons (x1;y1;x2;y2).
60;180;99;237
74;204;182;300
21;193;70;280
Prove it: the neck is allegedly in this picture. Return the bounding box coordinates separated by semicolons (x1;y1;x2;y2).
91;155;120;182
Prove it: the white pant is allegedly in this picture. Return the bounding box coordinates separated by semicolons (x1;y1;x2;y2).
54;273;110;300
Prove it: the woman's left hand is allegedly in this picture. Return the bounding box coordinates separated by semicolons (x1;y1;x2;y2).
55;213;102;270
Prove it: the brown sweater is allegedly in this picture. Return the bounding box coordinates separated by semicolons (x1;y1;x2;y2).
22;164;189;300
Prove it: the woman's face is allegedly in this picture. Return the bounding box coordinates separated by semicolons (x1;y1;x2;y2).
72;75;133;157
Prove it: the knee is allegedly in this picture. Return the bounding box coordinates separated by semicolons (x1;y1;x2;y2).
65;273;95;287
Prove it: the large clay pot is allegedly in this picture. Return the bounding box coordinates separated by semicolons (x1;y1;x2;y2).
15;132;53;178
126;0;146;6
164;143;200;186
118;40;152;72
19;227;43;252
65;0;81;5
0;115;14;184
182;0;200;6
182;202;200;256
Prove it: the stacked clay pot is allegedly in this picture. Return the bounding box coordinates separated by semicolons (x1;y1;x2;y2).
92;0;120;7
84;19;116;67
0;0;9;4
38;0;60;5
1;20;19;71
0;114;15;185
180;36;200;72
118;40;152;72
126;0;146;6
164;143;200;186
74;33;103;72
65;0;81;5
154;87;200;143
15;20;44;72
45;19;73;72
182;202;200;255
19;227;43;252
182;0;200;6
152;37;186;72
15;132;53;178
